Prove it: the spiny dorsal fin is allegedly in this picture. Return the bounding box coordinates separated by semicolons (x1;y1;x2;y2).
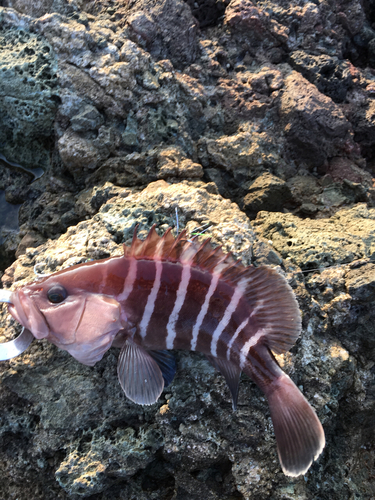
123;225;237;271
123;225;186;261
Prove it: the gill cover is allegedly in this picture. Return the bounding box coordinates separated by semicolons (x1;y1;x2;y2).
50;293;123;366
8;283;123;366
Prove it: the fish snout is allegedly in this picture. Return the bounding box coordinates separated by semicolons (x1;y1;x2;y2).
8;289;50;339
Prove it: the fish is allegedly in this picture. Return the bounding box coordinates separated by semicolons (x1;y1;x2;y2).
4;225;325;476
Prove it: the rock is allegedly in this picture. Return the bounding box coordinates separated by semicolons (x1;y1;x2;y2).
121;111;139;147
125;0;199;69
157;147;203;179
279;72;353;168
57;63;129;120
75;182;128;218
346;263;375;303
198;123;284;197
184;0;229;28
286;170;374;217
55;427;163;496
326;157;372;185
224;0;288;60
242;172;293;218
18;190;81;238
1;0;75;17
0;24;59;169
351;99;375;157
287;175;321;212
253;204;375;270
57;128;110;177
85;152;159;189
70;104;104;132
247;66;284;94
289;51;354;103
15;230;46;257
211;72;274;131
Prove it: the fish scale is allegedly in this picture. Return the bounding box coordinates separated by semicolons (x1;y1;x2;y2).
3;225;325;477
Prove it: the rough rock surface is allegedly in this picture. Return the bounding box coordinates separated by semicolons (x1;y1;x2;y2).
242;172;293;218
0;0;375;498
0;25;59;169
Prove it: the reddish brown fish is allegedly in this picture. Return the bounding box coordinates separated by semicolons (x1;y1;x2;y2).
6;226;325;476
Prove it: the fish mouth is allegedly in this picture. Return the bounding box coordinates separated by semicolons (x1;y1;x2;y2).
7;289;50;339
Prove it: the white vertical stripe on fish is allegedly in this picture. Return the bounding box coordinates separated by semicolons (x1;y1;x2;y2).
210;279;246;357
239;322;268;368
117;257;137;302
139;259;163;339
227;302;263;362
166;263;191;349
226;317;250;360
190;264;223;351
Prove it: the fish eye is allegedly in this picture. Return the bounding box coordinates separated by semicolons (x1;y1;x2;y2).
47;285;68;304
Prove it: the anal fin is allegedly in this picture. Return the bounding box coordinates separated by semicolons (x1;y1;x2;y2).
117;339;164;405
206;355;241;411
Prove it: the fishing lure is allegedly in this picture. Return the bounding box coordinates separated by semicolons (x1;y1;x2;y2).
0;225;325;476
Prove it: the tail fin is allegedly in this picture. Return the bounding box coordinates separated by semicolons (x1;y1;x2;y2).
266;373;325;476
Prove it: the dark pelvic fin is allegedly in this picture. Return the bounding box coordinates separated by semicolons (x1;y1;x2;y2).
149;349;177;387
123;225;301;355
266;372;325;476
117;339;164;405
206;355;241;411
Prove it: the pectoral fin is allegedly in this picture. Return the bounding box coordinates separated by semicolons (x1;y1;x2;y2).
117;339;164;405
205;355;241;411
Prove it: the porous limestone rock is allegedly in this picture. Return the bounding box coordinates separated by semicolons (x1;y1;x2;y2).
0;23;59;169
253;204;375;270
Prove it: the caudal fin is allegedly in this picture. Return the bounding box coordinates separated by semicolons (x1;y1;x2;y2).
266;373;325;476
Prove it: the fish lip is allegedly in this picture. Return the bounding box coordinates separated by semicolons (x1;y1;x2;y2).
7;292;27;326
8;289;50;339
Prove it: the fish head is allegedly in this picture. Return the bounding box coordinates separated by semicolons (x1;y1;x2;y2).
8;270;123;366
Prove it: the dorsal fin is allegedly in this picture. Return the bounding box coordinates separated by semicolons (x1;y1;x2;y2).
123;224;237;272
122;225;301;354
